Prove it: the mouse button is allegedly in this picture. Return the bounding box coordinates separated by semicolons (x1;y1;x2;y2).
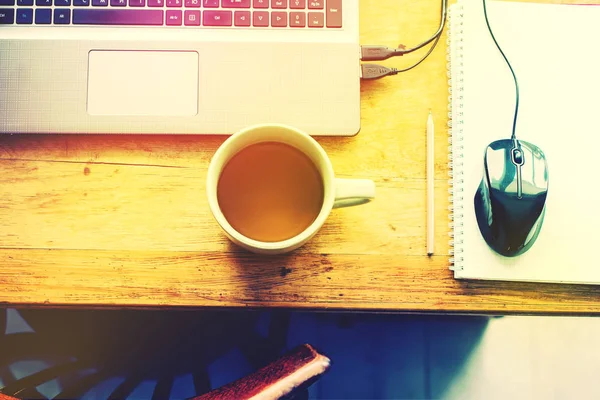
485;145;517;192
488;139;513;150
511;148;524;165
519;142;549;194
520;140;545;157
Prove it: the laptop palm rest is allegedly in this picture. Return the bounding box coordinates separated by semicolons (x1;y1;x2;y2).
87;50;199;117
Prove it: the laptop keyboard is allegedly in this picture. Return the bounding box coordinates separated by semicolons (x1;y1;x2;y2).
0;0;342;27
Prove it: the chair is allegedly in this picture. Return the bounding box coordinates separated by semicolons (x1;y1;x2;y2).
0;343;329;400
0;309;330;400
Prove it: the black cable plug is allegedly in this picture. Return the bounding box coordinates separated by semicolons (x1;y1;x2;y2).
360;45;406;61
360;64;399;80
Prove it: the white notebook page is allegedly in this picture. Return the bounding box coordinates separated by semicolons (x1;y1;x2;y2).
452;0;600;283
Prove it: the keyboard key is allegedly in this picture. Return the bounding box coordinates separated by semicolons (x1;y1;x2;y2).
111;0;126;6
166;0;181;7
17;0;34;6
271;0;285;8
234;10;249;26
289;11;304;27
0;8;14;23
0;0;14;5
203;10;231;26
271;11;286;27
54;8;70;23
91;0;108;6
223;0;249;7
307;11;322;27
308;0;322;9
73;0;90;6
73;9;164;25
184;9;199;25
184;0;199;7
16;8;32;23
290;0;304;9
166;9;181;25
36;0;51;6
252;10;267;26
253;0;267;8
35;8;51;23
148;0;164;6
129;0;145;6
326;0;341;28
55;0;70;5
203;0;217;7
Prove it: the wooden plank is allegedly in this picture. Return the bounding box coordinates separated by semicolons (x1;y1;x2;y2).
0;158;450;255
0;249;598;314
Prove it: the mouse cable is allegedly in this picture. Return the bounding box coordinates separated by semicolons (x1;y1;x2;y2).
360;33;441;80
482;0;519;141
360;0;448;62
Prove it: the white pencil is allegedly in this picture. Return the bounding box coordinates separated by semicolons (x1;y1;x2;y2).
427;111;435;256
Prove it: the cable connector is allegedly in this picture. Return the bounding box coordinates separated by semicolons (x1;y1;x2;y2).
360;64;399;80
360;44;406;61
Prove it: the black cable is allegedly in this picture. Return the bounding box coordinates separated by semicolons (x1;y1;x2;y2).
482;0;520;141
360;0;448;79
360;0;448;62
396;31;442;73
395;0;448;56
360;33;442;80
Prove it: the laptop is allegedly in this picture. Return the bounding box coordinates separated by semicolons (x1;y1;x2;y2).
0;0;360;136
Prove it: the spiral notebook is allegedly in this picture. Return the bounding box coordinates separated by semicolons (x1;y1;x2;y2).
447;0;600;285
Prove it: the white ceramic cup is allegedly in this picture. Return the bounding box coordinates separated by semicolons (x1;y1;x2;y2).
206;124;375;254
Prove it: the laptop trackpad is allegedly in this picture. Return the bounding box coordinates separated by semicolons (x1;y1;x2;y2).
87;51;198;116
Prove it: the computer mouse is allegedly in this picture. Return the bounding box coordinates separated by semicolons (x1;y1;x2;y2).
474;139;549;257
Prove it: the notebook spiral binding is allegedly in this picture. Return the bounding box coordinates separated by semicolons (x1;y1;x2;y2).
447;2;465;271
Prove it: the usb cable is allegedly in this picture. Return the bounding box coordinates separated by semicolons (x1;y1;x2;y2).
360;0;447;80
361;33;442;80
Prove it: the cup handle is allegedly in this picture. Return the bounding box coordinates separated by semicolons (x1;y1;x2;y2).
333;178;375;209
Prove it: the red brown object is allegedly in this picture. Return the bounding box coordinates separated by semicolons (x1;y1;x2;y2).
192;344;330;400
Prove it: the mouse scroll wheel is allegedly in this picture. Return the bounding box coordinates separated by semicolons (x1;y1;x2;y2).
512;148;524;166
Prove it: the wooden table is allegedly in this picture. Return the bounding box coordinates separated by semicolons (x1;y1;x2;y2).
1;0;598;314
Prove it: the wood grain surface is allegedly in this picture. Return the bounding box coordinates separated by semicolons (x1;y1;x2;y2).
0;0;598;314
